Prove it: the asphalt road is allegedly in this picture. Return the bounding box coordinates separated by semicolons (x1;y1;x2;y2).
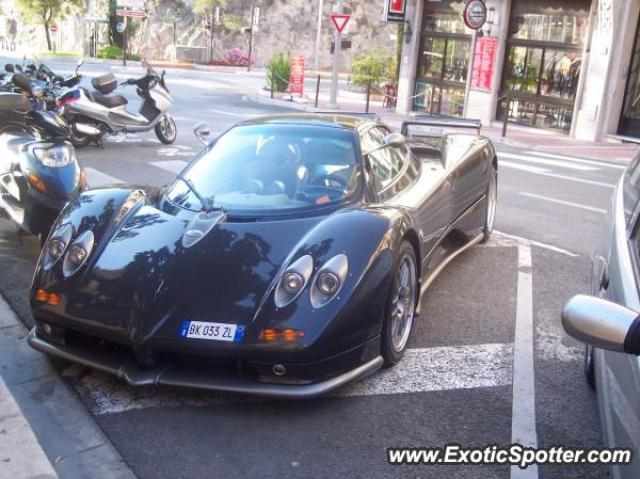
0;57;635;478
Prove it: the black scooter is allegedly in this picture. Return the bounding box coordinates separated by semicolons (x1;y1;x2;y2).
0;84;89;242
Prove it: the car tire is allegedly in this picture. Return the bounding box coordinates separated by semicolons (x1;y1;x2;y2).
381;241;418;367
155;114;177;144
481;166;497;243
584;343;596;389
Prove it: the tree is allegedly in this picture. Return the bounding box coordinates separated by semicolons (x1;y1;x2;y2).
15;0;83;51
192;0;226;16
350;51;392;89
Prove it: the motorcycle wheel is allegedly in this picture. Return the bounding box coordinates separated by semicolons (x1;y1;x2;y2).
69;129;92;148
155;114;177;144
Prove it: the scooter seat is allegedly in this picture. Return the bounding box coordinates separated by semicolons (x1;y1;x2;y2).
91;90;128;108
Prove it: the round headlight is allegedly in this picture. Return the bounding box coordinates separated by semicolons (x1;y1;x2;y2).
48;238;66;260
67;244;87;265
282;271;304;295
317;272;340;296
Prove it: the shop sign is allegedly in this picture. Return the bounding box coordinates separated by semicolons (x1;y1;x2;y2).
290;55;304;96
470;36;497;92
384;0;406;22
463;0;487;30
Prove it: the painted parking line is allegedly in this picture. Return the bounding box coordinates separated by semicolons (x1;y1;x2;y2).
69;342;513;416
85;167;125;188
526;150;627;170
500;161;617;188
499;152;598;171
150;160;189;174
519;192;607;214
511;242;538;479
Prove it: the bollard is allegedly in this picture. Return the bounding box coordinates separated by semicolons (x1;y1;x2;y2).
502;95;510;137
314;74;321;108
271;69;275;99
365;81;371;113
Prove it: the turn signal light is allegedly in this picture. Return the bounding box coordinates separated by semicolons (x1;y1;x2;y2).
26;172;48;195
34;289;61;306
260;328;305;342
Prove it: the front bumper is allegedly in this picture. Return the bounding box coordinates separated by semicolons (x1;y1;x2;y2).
28;328;383;398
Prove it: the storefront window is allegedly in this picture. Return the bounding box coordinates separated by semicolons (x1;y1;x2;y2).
414;1;471;117
498;0;589;132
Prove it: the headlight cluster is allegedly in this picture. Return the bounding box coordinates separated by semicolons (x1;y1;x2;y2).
114;190;146;224
43;224;95;277
33;143;76;167
275;253;349;309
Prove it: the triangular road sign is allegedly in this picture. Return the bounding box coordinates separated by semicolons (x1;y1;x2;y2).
330;14;350;34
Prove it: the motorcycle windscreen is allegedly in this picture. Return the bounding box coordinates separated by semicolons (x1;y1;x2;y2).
29;158;81;200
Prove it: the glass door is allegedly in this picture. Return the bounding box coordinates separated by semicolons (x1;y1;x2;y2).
619;19;640;138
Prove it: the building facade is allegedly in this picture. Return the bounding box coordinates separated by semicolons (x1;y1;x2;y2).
396;0;640;141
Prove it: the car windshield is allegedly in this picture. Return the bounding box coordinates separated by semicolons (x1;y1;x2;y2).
166;123;361;215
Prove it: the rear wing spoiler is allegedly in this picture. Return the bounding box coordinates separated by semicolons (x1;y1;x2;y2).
401;117;482;136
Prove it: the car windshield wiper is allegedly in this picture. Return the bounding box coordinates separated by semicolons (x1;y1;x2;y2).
174;176;221;213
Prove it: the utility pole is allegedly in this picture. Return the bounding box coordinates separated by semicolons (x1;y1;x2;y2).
314;0;324;71
328;0;342;109
123;16;128;66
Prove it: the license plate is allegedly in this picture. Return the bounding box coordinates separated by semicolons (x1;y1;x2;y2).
179;320;245;343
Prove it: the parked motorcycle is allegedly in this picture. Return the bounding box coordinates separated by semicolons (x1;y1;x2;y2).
58;60;176;147
0;89;92;241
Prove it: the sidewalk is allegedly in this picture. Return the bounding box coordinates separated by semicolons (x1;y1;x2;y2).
0;373;57;478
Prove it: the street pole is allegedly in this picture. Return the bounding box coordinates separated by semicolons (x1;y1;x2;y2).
123;16;127;67
328;0;342;109
210;7;214;63
173;7;177;61
314;0;324;71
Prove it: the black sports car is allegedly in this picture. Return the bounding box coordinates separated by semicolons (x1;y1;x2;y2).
28;114;497;398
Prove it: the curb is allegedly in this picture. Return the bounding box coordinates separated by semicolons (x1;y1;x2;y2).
0;295;136;479
0;372;57;478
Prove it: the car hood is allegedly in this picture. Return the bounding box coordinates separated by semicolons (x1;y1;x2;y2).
61;204;325;344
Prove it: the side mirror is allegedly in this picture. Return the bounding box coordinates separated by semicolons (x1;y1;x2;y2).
383;132;406;148
193;122;211;145
362;132;407;157
561;295;640;355
5;64;14;73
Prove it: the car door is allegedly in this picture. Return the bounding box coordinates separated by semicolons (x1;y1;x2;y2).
444;134;491;220
596;159;640;479
360;125;452;278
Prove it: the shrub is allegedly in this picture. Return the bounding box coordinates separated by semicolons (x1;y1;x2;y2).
266;51;290;93
97;45;141;61
350;51;392;88
225;48;251;66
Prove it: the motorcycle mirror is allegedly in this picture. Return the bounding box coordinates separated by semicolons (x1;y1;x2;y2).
76;59;84;73
193;122;211;145
5;64;14;73
14;64;23;72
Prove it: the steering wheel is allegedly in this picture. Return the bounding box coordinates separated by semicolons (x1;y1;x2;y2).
307;174;348;190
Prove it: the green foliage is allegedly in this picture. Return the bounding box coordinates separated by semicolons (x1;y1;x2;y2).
193;0;226;15
15;0;84;50
350;51;393;88
222;13;241;32
266;51;290;93
97;45;141;61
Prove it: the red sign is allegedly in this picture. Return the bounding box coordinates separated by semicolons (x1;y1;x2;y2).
116;9;146;17
385;0;406;22
330;14;350;34
471;36;498;92
289;55;304;96
50;24;58;32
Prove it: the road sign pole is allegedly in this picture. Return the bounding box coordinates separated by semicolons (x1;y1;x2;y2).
314;0;324;71
123;16;128;67
328;0;343;109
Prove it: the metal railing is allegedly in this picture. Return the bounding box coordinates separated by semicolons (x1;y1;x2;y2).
501;92;574;137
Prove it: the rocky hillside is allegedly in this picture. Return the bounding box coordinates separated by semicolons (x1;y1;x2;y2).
3;0;401;72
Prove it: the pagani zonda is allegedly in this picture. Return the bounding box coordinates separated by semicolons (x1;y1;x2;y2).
28;114;497;398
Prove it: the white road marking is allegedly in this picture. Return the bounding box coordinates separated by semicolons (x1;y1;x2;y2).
526;150;627;170
499;152;598;171
73;343;512;416
85;167;125;187
150;160;189;174
519;192;607;214
341;343;512;397
500;161;617;188
494;231;578;257
209;108;260;118
511;242;538;479
156;145;195;158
